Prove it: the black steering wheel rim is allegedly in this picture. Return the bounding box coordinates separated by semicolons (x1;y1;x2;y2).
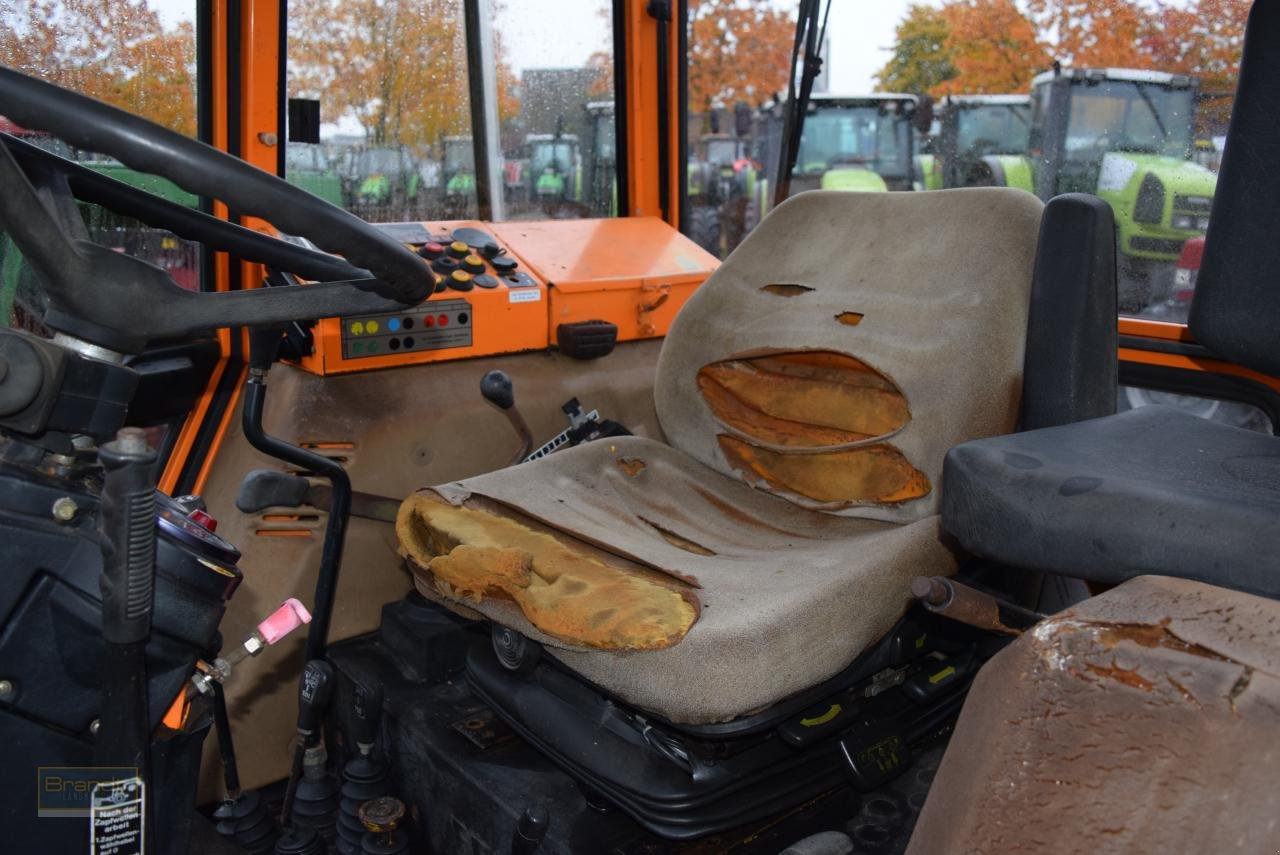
0;66;432;353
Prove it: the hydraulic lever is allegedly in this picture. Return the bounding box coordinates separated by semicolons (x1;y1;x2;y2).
481;369;534;465
277;659;335;855
242;326;351;662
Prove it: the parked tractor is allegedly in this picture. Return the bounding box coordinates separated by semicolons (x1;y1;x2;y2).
1029;67;1217;311
790;93;919;194
917;94;1033;191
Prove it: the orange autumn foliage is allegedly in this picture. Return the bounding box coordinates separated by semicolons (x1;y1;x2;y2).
688;0;795;112
932;0;1049;96
0;0;196;135
288;0;519;149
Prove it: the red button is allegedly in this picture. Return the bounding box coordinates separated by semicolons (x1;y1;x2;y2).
423;315;434;327
438;314;448;326
190;509;218;532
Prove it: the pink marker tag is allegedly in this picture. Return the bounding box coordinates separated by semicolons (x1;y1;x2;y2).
257;598;312;645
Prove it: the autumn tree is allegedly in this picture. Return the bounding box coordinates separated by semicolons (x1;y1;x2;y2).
875;5;958;94
932;0;1048;95
688;0;795;113
1024;0;1152;67
0;0;196;135
289;0;518;151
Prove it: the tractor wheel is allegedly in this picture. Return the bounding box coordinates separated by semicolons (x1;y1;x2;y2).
690;205;722;257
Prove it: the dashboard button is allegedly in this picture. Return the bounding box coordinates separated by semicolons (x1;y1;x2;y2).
462;254;486;274
448;270;475;292
490;254;518;273
447;240;470;259
417;241;445;260
473;274;499;289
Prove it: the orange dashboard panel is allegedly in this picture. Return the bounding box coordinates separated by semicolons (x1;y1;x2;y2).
295;220;549;376
490;217;719;343
294;217;719;376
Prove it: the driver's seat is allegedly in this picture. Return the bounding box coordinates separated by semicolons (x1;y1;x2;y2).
396;188;1046;725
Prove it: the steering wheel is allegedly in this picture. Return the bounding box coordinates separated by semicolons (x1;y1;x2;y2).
0;67;432;354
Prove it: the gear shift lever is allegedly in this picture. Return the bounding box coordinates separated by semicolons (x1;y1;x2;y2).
481;370;533;465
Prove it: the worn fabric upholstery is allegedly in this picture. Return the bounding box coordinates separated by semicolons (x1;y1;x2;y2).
399;189;1044;723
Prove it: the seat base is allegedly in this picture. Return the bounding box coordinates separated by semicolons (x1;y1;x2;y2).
943;406;1280;596
327;595;960;851
466;605;1001;839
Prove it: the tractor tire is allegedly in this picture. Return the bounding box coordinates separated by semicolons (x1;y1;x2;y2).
690;205;722;257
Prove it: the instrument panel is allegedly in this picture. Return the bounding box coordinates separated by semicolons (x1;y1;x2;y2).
293;217;719;376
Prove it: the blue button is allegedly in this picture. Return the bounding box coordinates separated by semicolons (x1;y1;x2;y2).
388;317;401;332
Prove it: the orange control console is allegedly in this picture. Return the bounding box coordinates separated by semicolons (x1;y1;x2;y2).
291;217;718;375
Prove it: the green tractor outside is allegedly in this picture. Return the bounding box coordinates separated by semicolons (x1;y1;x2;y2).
686;133;759;255
284;142;343;206
1030;67;1217;311
917;94;1033;191
525;133;583;207
790;94;919;194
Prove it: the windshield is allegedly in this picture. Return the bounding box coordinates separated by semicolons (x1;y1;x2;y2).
957;104;1030;155
1065;80;1194;159
531;141;575;173
444;140;474;172
795;104;910;178
704;138;738;164
357;148;411;175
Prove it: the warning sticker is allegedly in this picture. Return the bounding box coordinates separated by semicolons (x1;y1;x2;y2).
508;288;541;304
90;778;144;855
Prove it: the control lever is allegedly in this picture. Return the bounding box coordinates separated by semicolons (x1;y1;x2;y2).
481;369;533;466
95;426;158;848
277;659;334;852
911;576;1044;635
189;598;312;696
237;469;399;524
243;325;351;662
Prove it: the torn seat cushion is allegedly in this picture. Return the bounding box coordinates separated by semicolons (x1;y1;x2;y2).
656;188;1044;523
907;575;1280;854
943;405;1280;598
398;437;954;724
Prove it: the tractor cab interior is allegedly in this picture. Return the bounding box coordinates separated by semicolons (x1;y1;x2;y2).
0;1;1277;854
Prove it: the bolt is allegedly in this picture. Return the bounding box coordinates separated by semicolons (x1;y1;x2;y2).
257;131;278;146
114;427;149;456
89;719;101;736
0;679;14;700
51;497;78;522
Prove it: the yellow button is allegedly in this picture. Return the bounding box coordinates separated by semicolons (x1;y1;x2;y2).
350;321;364;335
450;241;469;253
366;319;380;334
451;271;472;283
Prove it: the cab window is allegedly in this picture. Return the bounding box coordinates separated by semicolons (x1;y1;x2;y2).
0;0;203;331
286;0;618;224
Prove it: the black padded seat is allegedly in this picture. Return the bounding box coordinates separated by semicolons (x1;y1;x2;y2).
943;405;1280;597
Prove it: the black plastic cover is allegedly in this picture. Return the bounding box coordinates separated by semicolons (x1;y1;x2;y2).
1189;2;1280;376
1021;193;1117;430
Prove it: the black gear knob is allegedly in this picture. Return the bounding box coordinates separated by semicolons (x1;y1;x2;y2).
480;370;515;410
297;659;334;738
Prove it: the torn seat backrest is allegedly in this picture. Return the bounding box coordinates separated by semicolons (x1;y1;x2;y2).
655;188;1044;523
